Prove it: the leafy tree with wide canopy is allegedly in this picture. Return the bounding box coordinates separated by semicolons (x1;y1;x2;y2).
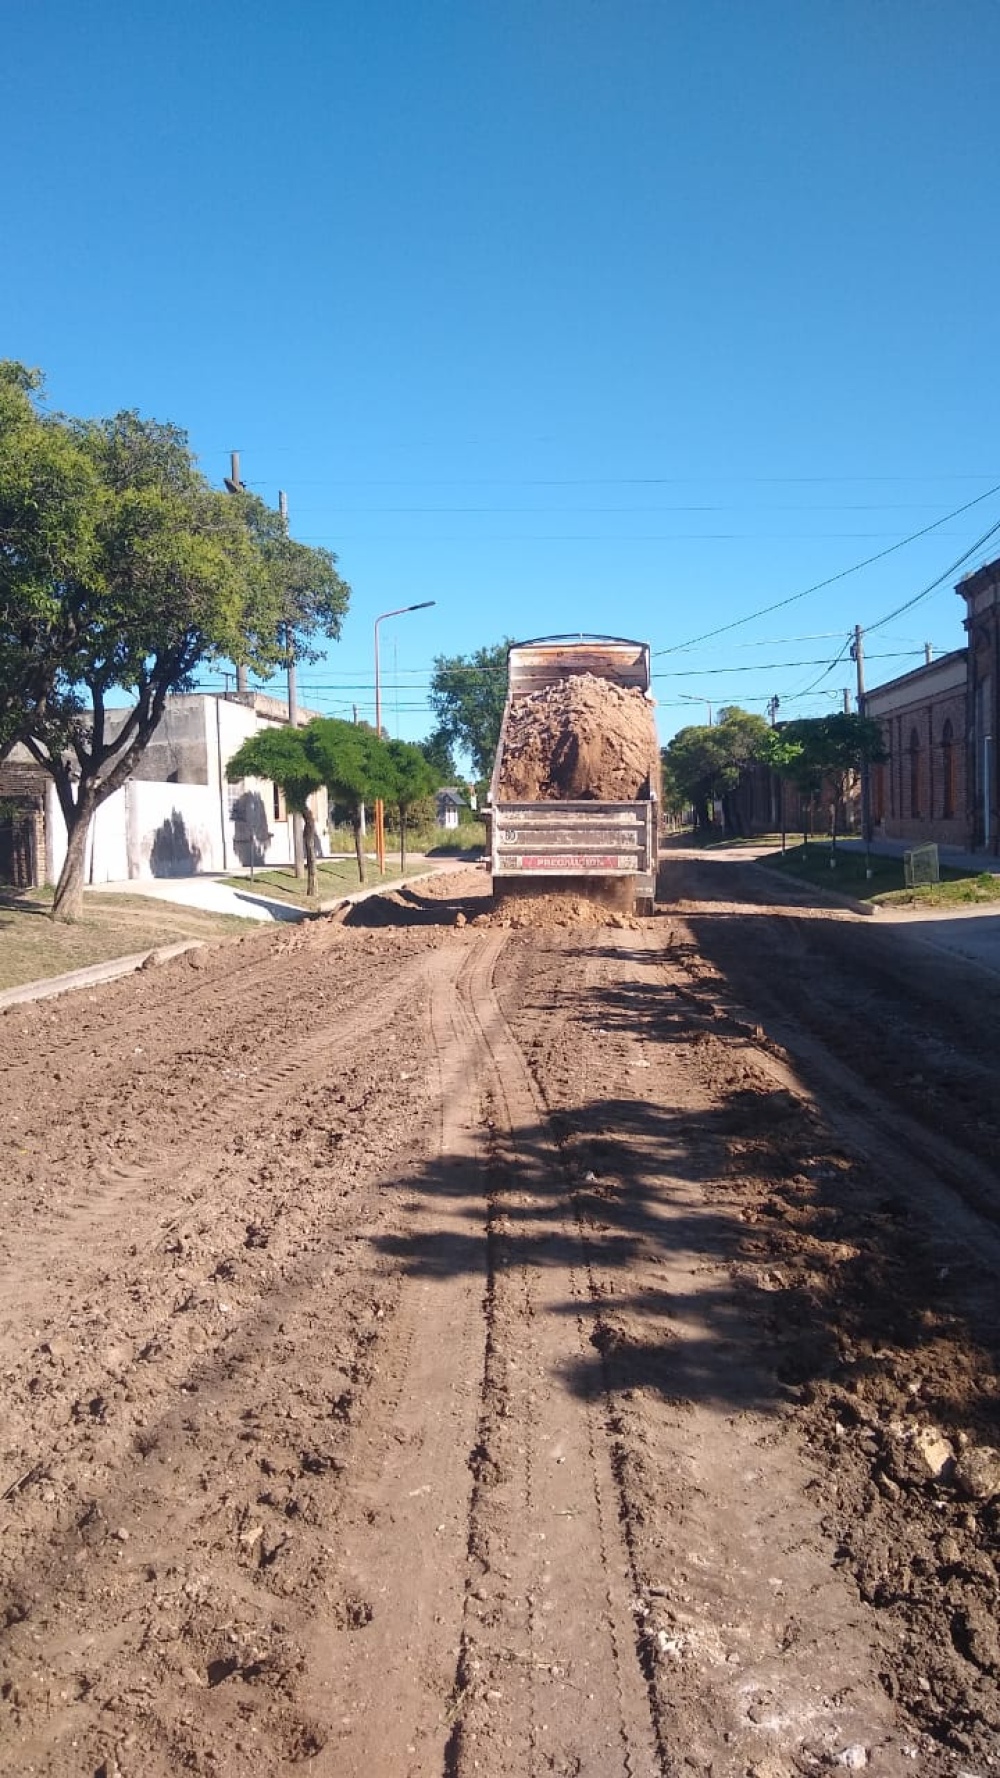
226;727;325;898
229;490;349;670
428;641;511;780
417;727;457;784
0;364;351;920
662;706;771;832
0;363;98;763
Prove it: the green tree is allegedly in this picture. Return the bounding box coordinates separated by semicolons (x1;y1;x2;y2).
25;410;271;920
418;727;457;783
303;718;391;884
0;365;350;921
229;490;350;674
428;641;511;779
663;707;770;833
762;713;886;847
0;363;97;762
226;728;324;898
383;738;437;871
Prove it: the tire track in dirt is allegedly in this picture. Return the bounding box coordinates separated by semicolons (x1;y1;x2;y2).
0;945;444;1317
0;926;297;1077
660;918;1000;1305
299;940;497;1778
487;923;923;1772
0;942;468;1777
445;936;662;1778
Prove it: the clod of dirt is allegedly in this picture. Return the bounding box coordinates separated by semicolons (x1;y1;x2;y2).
912;1424;956;1481
497;672;658;802
953;1444;1000;1501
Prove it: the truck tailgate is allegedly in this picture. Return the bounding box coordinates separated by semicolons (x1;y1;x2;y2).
492;801;655;888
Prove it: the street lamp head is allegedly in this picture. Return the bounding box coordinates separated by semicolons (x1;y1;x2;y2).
375;599;436;629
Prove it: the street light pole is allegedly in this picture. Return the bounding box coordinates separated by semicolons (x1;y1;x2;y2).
373;601;435;872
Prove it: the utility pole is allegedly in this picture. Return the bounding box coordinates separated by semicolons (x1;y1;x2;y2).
766;696;781;842
373;602;436;872
851;623;872;874
224;452;249;694
279;489;305;878
843;687;852;714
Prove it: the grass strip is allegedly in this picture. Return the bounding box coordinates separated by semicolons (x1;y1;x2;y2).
764;842;1000;908
0;891;247;993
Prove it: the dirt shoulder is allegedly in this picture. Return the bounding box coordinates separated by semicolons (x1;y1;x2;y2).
0;864;997;1774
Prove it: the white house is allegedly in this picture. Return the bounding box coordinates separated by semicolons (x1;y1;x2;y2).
434;787;464;830
3;692;329;887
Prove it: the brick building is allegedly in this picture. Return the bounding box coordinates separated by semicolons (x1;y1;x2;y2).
861;554;1000;855
865;650;967;847
962;557;1000;851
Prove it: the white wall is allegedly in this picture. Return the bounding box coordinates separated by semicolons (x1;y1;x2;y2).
41;694;337;885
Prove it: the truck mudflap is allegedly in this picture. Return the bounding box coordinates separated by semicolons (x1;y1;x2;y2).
491;801;655;894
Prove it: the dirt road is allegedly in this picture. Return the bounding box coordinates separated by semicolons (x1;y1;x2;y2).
1;860;998;1776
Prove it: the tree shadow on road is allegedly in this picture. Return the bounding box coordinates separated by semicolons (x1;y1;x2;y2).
371;925;1000;1453
373;1082;851;1421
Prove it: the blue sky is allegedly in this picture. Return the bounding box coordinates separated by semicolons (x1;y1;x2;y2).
4;0;1000;752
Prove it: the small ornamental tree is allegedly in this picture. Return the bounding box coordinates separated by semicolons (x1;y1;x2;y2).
303;718;391;884
226;728;324;898
763;714;886;849
383;738;437;871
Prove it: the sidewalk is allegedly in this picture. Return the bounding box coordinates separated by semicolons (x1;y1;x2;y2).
722;834;1000;973
85;858;462;924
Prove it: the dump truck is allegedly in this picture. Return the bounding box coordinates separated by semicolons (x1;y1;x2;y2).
487;635;659;914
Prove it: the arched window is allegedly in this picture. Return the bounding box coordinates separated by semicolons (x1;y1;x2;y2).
908;727;921;818
941;719;956;820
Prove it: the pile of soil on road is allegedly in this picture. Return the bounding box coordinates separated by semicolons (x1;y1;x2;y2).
497;672;659;802
470;892;647;930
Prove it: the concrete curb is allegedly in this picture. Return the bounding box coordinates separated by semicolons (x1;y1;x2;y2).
752;860;879;918
0;941;203;1012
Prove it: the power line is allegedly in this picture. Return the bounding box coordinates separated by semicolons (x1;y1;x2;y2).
246;500;993;514
217;468;1000;485
652;481;1000;657
784;635;855;702
865;513;1000;634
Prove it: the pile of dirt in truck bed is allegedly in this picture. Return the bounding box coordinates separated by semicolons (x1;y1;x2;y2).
497;672;659;801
